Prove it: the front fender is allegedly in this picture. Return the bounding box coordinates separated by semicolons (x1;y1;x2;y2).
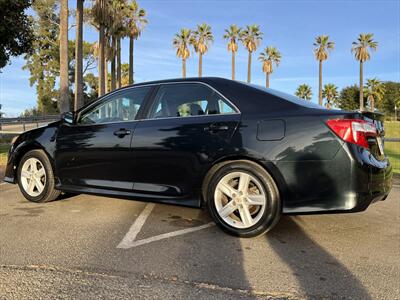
4;124;59;183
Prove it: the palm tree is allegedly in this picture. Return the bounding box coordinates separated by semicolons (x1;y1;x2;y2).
59;0;69;112
223;25;241;80
240;25;263;83
258;46;281;88
190;23;213;77
127;0;147;84
110;35;117;90
173;29;191;78
92;0;112;96
313;35;334;106
351;33;378;111
295;84;313;100
74;0;84;110
364;78;385;111
322;83;338;109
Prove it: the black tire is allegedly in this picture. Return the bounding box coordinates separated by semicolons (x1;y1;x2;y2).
205;160;281;237
17;149;61;203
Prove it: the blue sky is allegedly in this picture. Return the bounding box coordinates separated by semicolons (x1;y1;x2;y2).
0;0;399;116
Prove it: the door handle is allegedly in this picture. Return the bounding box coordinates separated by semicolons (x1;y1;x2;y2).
113;129;131;137
204;124;229;133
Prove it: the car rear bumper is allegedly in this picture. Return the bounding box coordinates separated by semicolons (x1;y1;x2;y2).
281;143;393;214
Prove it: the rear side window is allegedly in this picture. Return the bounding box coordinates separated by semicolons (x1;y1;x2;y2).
148;83;237;119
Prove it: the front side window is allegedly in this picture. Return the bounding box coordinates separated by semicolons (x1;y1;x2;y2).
79;87;151;124
148;83;237;119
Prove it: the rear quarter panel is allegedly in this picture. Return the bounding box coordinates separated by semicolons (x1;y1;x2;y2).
237;111;353;213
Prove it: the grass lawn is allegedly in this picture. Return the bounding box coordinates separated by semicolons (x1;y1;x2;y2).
385;121;400;174
385;121;400;138
0;144;10;166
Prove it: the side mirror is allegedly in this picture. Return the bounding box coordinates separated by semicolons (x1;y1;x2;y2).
62;111;75;125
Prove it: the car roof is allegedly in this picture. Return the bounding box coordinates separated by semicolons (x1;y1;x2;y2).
121;77;325;115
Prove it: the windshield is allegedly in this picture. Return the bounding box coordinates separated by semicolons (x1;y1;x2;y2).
248;83;323;109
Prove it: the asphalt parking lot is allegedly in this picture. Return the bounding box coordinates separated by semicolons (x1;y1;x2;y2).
0;181;399;299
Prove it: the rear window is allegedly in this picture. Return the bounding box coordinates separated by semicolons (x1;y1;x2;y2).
249;84;322;109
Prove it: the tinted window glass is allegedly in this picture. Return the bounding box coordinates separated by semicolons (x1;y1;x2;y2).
80;87;150;124
149;83;237;119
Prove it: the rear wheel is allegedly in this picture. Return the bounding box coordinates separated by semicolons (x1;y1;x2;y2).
206;160;281;237
17;150;60;203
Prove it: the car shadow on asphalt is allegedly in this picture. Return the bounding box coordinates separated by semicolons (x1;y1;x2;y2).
266;216;372;299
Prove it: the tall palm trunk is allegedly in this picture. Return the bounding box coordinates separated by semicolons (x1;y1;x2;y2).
198;53;202;77
129;36;134;85
111;36;116;91
74;0;84;111
182;59;186;78
117;37;121;88
266;73;271;88
369;95;375;111
247;51;252;83
327;97;331;109
231;51;235;80
59;0;69;113
318;60;323;106
359;61;364;111
98;25;105;96
104;58;108;94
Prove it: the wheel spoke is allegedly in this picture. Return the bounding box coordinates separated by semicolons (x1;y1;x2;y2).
246;194;265;206
238;204;253;227
36;168;46;178
34;178;44;193
238;173;250;193
27;179;35;194
21;170;31;178
218;200;237;218
30;160;38;172
217;181;236;198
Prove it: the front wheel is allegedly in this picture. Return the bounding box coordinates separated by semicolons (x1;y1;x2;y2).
206;161;281;237
17;149;61;203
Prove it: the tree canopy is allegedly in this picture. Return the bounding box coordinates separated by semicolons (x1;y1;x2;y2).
0;0;34;69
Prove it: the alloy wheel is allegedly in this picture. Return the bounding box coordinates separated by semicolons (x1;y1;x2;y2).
20;158;46;197
214;171;267;229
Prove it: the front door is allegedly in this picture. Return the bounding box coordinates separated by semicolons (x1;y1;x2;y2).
55;86;152;190
130;83;241;198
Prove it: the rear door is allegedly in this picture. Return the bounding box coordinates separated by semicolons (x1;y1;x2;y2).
130;83;241;199
55;86;152;190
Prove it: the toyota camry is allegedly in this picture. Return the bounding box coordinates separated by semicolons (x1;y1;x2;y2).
4;77;392;237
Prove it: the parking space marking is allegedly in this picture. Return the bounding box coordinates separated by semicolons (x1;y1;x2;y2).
118;222;215;249
117;202;215;249
117;203;156;248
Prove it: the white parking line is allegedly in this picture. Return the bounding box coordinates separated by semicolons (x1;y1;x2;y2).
117;203;155;248
117;202;216;249
118;222;215;249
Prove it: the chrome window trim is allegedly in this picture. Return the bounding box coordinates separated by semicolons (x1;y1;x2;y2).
139;112;240;122
76;81;241;125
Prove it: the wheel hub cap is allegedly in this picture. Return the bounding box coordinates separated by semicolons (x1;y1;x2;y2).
214;171;267;229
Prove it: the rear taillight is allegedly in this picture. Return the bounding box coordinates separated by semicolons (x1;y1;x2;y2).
326;119;377;149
